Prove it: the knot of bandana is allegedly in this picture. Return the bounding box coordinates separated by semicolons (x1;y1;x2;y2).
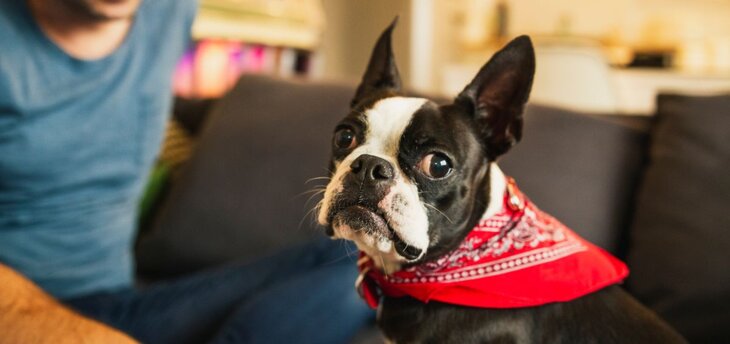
356;178;628;309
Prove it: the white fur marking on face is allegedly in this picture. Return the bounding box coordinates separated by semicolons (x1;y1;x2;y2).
482;163;507;219
360;97;431;253
364;97;429;158
377;179;429;249
318;97;431;266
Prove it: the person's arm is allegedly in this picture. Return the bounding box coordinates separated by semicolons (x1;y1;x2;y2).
0;263;137;344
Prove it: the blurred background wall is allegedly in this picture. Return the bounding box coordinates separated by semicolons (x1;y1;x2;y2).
176;0;730;114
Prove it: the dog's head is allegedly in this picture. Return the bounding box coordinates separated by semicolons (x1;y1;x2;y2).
317;19;535;271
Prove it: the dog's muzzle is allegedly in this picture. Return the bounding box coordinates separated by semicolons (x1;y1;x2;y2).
327;154;424;260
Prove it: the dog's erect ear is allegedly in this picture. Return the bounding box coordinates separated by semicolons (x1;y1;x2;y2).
351;18;402;108
456;36;535;160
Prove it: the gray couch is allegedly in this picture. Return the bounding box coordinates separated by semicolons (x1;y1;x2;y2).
136;75;730;343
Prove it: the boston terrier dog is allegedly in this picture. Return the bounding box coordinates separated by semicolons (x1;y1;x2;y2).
318;20;686;343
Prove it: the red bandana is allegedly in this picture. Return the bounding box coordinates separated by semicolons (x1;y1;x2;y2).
357;178;628;309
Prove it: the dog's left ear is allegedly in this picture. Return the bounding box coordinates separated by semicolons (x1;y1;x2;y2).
351;18;402;108
456;36;535;160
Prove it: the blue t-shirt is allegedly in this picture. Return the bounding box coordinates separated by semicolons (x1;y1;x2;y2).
0;0;196;298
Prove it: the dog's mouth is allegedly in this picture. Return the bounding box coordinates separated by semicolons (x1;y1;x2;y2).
334;205;391;237
330;204;423;261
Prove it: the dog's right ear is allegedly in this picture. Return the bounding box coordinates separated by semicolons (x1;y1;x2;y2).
456;36;535;160
351;18;402;108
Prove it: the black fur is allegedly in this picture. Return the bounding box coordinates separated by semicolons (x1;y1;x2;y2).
327;21;687;343
397;103;492;263
455;36;535;160
351;17;402;108
379;286;685;344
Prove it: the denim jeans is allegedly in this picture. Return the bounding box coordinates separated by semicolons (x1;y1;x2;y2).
63;239;373;344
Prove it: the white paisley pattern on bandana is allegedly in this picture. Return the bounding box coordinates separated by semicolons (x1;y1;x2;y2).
383;194;588;284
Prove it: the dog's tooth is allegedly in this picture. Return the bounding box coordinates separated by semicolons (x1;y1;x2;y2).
377;238;392;252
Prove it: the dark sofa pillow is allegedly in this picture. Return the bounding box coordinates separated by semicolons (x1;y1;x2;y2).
136;75;356;277
627;94;730;343
500;105;649;256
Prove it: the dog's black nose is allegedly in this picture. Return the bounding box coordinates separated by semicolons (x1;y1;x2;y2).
351;154;394;182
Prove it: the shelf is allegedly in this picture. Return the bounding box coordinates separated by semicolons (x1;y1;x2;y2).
192;0;325;50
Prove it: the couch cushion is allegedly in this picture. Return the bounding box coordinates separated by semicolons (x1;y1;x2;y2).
136;75;356;277
627;94;730;342
500;105;649;256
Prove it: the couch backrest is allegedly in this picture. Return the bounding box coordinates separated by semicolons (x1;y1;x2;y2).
500;105;649;257
136;75;649;277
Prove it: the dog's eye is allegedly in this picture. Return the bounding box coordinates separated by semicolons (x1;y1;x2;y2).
334;128;358;150
419;153;453;179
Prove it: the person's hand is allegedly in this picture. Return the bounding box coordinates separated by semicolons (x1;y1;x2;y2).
0;263;138;344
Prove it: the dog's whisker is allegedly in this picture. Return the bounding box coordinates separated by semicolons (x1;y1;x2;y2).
298;201;325;231
325;249;361;266
294;187;326;197
343;241;358;259
320;167;335;176
302;186;327;192
305;176;331;184
291;187;327;202
378;253;389;275
424;203;453;224
304;189;326;207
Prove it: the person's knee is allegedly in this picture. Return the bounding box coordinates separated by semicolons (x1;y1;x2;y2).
210;263;373;344
312;263;374;322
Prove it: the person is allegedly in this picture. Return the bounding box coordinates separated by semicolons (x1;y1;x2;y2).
0;1;372;343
